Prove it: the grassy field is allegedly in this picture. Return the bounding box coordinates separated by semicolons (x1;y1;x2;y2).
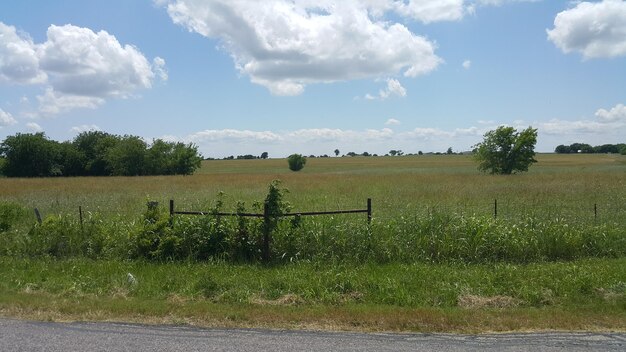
1;153;625;221
1;153;625;331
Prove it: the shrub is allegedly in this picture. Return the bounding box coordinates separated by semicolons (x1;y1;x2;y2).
287;154;306;171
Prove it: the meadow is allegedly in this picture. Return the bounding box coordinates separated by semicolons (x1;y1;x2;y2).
0;153;625;331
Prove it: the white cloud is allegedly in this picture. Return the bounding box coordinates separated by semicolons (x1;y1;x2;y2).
462;60;471;69
547;0;626;59
37;88;105;115
538;103;626;135
0;23;47;84
366;78;407;100
595;103;626;122
160;1;442;95
385;118;401;125
393;0;467;23
189;129;283;142
287;128;394;142
0;22;166;116
70;124;101;133
38;24;157;97
0;108;17;127
26;122;42;132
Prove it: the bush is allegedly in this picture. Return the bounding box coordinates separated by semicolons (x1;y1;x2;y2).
287;154;306;171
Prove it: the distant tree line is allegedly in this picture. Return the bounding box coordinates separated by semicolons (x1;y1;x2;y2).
0;131;202;177
555;143;626;155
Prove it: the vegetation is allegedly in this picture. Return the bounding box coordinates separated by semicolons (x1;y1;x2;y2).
555;142;626;154
287;153;306;171
0;131;202;177
473;126;538;174
1;153;625;331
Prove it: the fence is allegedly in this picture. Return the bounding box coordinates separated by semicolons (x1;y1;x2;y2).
167;198;372;262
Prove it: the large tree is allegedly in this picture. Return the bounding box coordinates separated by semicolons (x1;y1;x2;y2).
0;133;60;177
473;126;538;175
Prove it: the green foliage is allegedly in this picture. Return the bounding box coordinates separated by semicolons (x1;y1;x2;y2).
474;126;538;174
0;131;202;177
555;142;625;154
0;133;61;177
287;153;307;171
105;136;147;176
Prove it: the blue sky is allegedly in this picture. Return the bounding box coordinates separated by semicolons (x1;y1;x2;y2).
1;0;625;158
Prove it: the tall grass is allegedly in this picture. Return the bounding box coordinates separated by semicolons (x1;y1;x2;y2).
1;154;625;264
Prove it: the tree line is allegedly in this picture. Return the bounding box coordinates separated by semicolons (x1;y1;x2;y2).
555;143;626;154
0;131;202;177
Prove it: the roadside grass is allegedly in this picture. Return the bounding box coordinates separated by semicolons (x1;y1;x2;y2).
0;257;624;332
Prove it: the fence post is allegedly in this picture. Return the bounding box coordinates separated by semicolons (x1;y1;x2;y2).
594;203;597;221
169;200;174;226
262;201;271;263
367;198;372;224
34;208;42;225
494;199;498;219
79;206;84;231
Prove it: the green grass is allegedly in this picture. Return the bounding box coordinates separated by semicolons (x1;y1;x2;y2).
0;257;624;332
1;154;625;331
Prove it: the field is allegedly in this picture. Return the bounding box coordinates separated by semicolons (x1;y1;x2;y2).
1;153;625;222
0;153;625;332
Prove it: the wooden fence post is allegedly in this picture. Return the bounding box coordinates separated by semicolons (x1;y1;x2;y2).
34;208;42;225
79;206;84;231
169;199;175;224
367;198;372;224
594;203;597;221
262;201;270;263
494;199;498;219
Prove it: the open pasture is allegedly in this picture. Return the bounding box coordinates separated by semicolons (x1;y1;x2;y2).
1;153;625;223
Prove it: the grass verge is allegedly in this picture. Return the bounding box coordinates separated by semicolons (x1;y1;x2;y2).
1;257;624;333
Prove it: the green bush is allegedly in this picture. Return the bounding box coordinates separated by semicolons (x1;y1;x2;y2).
287;154;306;171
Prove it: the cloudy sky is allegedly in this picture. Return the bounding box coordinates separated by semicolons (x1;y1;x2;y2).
1;0;625;157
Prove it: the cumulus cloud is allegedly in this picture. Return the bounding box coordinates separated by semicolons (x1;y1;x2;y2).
70;124;101;133
385;118;401;125
595;103;626;122
547;0;626;59
0;21;166;116
462;60;471;69
0;23;47;84
393;0;467;23
539;103;626;135
160;0;442;95
0;108;17;127
189;129;283;142
26;122;42;132
366;78;407;100
287;128;394;142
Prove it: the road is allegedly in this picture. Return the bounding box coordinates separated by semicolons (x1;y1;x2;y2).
0;319;624;351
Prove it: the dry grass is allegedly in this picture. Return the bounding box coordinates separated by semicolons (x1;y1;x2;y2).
457;295;524;309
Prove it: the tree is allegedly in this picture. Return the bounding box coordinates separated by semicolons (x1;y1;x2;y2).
473;126;538;175
446;147;453;155
168;142;202;175
389;150;397;156
105;136;147;176
73;131;119;176
0;133;61;177
260;152;269;159
334;149;340;157
554;144;571;154
287;154;306;171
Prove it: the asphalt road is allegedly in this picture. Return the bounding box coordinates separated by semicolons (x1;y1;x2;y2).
1;319;624;351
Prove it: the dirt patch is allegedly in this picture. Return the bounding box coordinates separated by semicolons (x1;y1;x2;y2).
458;294;523;309
250;294;304;306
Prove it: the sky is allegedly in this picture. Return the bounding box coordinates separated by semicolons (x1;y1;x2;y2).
1;0;625;158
